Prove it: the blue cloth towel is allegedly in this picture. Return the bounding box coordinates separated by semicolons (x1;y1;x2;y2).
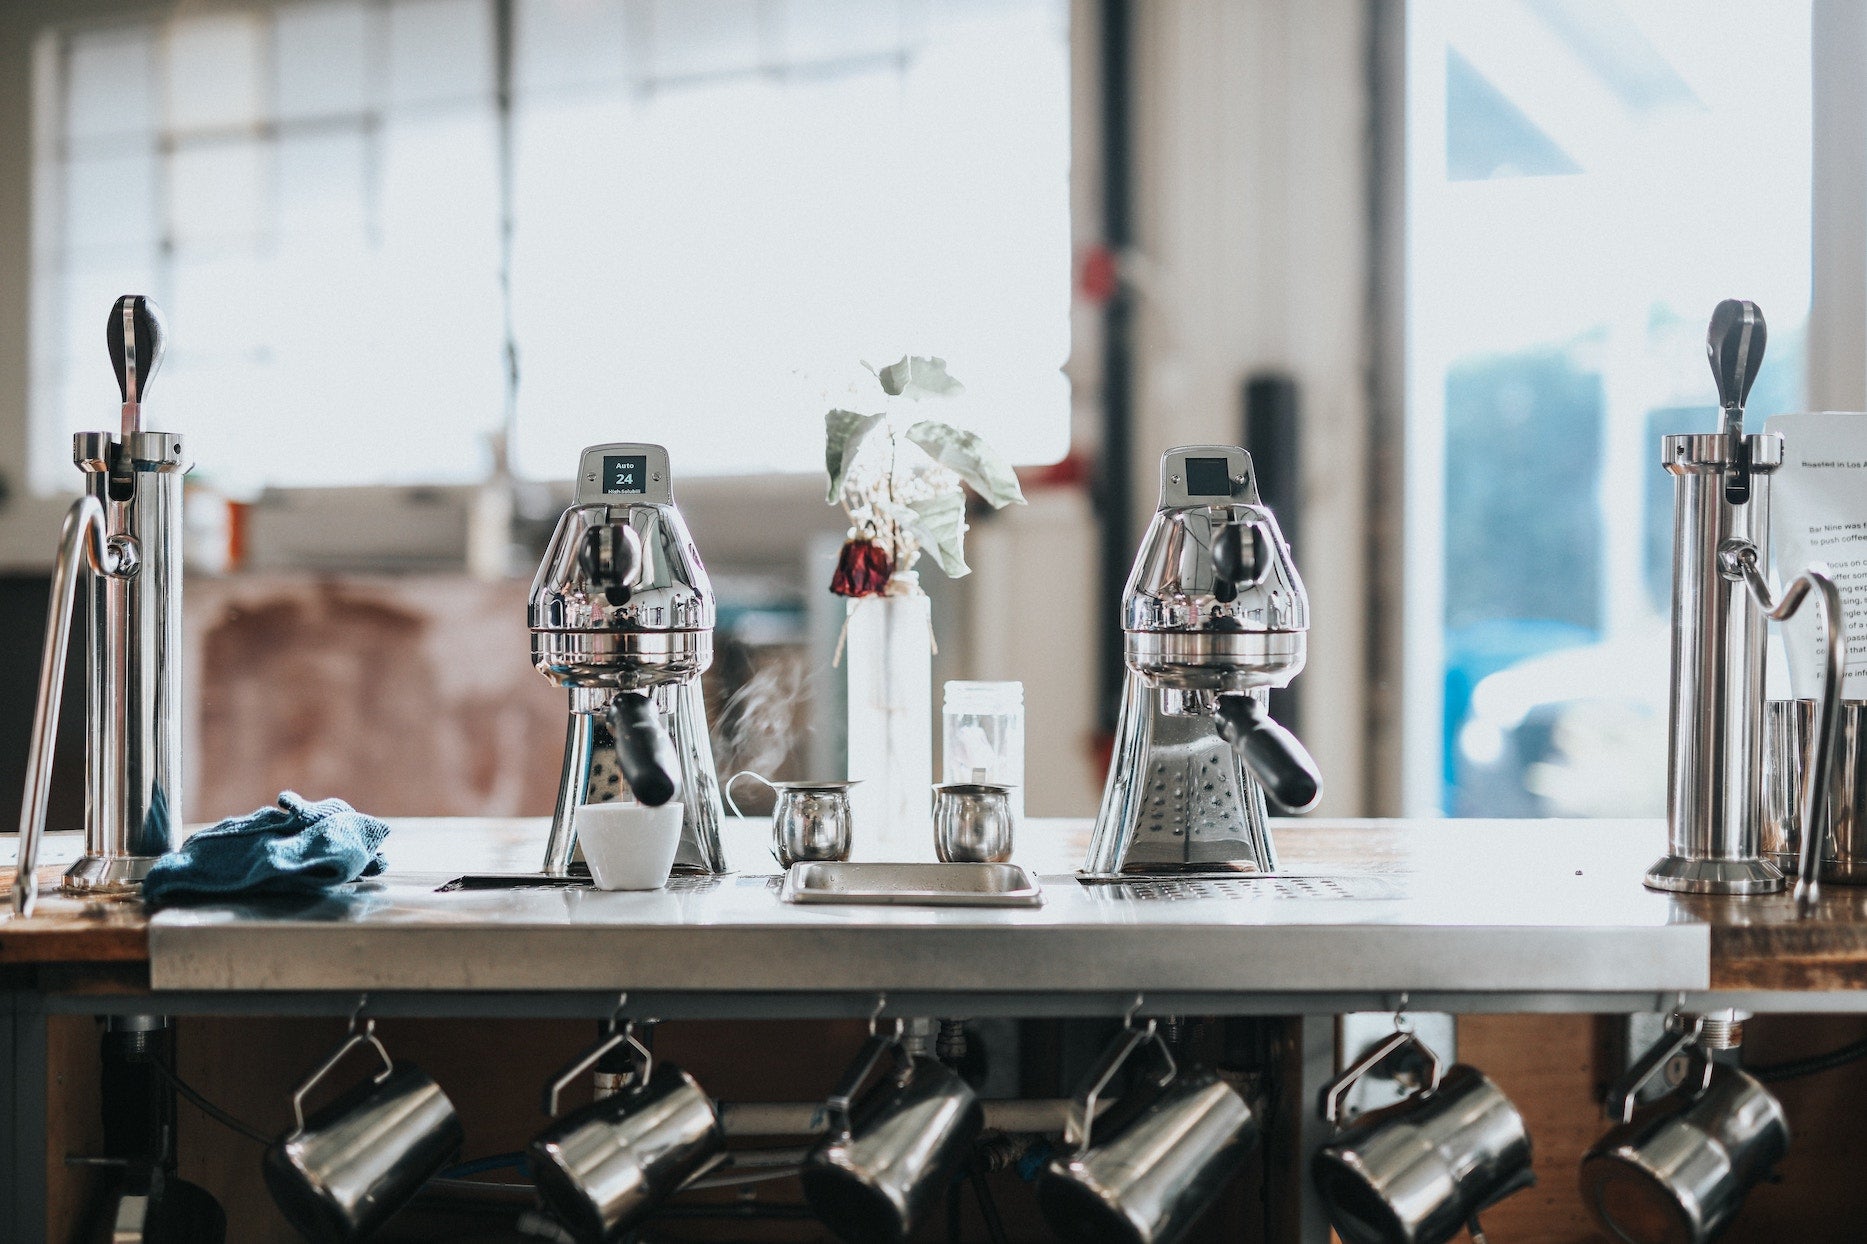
141;792;389;908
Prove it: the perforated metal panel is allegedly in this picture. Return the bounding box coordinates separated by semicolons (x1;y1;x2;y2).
1100;875;1406;901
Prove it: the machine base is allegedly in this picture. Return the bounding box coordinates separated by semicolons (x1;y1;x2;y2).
1076;863;1274;883
61;854;161;895
1643;854;1785;895
1766;851;1867;885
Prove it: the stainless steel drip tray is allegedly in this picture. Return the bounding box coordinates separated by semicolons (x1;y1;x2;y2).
780;862;1044;908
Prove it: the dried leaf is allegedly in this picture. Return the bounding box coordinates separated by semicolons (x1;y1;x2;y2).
904;420;1025;509
824;409;885;503
907;490;970;578
876;356;965;400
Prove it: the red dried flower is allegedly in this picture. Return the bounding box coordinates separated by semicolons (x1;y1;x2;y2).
830;539;893;597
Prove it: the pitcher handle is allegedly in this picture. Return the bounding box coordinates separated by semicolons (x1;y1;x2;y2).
817;1019;907;1139
1604;1016;1710;1125
544;1014;652;1116
290;1019;394;1136
1062;1019;1176;1153
724;770;776;819
1320;1029;1445;1128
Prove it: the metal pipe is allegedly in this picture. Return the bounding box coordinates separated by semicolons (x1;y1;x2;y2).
1646;432;1785;893
717;1097;1089;1137
1722;541;1845;912
14;497;122;917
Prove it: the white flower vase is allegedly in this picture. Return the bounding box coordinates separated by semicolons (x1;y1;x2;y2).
845;573;934;861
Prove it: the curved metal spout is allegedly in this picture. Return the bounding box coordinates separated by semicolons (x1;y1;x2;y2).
1720;539;1843;914
13;498;127;917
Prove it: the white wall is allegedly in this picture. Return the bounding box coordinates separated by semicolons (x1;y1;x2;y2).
1128;0;1375;815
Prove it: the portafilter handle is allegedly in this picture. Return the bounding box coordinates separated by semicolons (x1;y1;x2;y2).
1214;693;1322;813
606;692;682;808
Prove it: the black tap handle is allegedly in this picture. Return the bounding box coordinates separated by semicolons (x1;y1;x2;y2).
606;692;682;808
107;295;166;411
580;523;643;607
1707;299;1766;506
1210;521;1267;605
1213;693;1322;813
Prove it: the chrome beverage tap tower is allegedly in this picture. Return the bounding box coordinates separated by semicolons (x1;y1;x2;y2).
15;296;185;915
1083;444;1322;878
1647;300;1842;903
529;443;726;875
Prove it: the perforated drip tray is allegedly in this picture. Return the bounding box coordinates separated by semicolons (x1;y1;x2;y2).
1084;875;1407;901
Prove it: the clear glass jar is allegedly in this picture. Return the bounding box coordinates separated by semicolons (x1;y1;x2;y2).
942;681;1024;824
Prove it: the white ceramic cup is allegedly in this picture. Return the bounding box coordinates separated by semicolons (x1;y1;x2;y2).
574;802;683;890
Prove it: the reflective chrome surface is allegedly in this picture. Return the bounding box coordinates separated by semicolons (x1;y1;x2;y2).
530;443;726;875
1087;445;1318;878
1039;1020;1257;1244
13;497;121;916
932;783;1014;863
726;773;857;867
531;1026;723;1243
1765;699;1867;884
1718;540;1843;909
1582;1026;1788;1244
13;298;185;915
781;860;1044;907
802;1031;983;1244
264;1023;462;1243
1652;432;1785;895
1313;1040;1534;1244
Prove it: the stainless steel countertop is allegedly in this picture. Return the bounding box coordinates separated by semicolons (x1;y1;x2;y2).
145;817;1710;996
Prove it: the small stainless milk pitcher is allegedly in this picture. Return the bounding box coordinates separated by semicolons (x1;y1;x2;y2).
800;1012;983;1244
726;771;856;867
1312;1026;1534;1244
1038;1009;1257;1244
1580;1016;1789;1244
1764;698;1867;884
263;1006;463;1244
529;1010;724;1243
932;783;1014;864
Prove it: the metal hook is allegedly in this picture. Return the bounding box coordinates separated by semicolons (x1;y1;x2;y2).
605;992;629;1033
1393;993;1412;1034
1123;993;1146;1030
347;994;371;1036
867;994;887;1036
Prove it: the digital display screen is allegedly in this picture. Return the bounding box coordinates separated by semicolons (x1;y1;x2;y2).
602;454;648;494
1184;456;1232;497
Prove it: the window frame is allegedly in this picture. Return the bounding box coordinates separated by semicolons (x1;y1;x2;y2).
0;0;1092;575
1382;0;1851;817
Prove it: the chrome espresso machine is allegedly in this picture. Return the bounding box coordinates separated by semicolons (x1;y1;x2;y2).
528;443;727;876
1083;444;1322;878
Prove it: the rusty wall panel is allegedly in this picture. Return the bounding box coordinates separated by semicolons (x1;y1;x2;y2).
185;576;563;824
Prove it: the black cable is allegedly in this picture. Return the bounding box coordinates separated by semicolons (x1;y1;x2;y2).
146;1058;272;1146
970;1164;1010;1244
1750;1034;1867;1083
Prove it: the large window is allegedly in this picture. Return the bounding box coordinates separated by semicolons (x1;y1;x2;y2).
31;0;1072;495
1405;0;1813;816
